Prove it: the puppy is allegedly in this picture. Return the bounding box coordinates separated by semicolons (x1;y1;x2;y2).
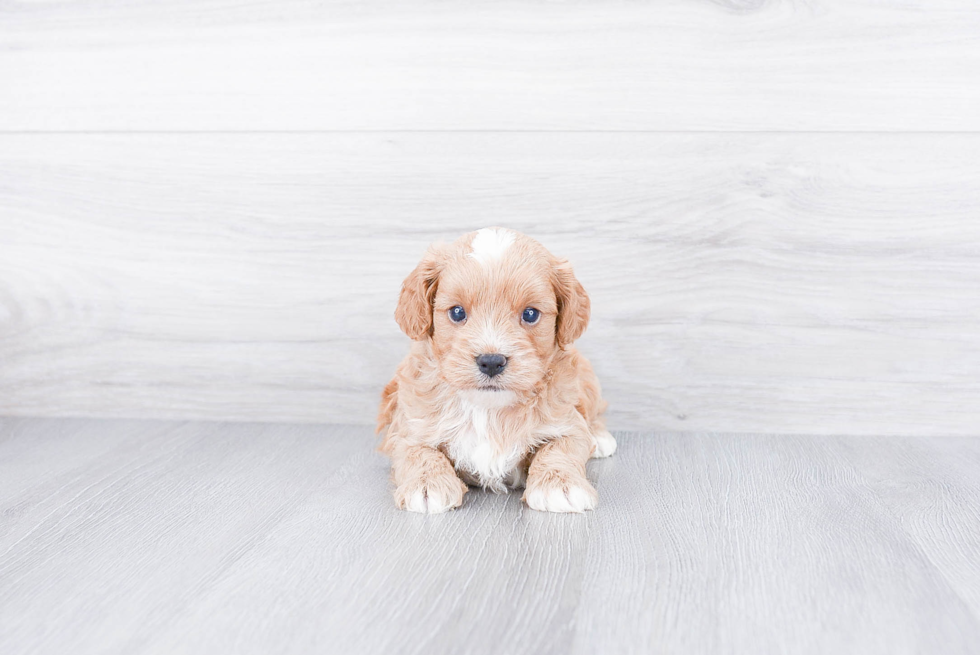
377;228;616;513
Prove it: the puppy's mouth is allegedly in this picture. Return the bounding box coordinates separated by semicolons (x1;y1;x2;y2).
460;385;519;408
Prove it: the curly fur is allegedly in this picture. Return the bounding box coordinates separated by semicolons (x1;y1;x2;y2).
377;228;616;513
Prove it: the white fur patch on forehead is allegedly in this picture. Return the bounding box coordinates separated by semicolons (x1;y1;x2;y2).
468;228;515;265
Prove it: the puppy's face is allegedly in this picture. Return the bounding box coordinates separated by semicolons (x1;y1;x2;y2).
395;228;590;403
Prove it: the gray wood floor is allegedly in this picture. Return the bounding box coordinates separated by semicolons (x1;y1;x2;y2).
1;418;978;654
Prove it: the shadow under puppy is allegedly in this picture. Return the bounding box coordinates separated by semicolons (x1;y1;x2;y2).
377;228;616;513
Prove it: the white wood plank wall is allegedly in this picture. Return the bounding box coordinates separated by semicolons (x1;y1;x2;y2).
2;0;980;131
1;1;979;435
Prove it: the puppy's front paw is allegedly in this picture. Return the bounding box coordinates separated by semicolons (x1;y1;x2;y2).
591;429;617;459
523;472;598;513
394;473;467;514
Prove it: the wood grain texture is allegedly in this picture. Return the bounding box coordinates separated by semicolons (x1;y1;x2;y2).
1;133;978;434
838;436;980;617
2;0;979;131
1;419;978;655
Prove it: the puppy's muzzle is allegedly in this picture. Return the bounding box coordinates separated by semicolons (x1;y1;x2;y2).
475;353;508;378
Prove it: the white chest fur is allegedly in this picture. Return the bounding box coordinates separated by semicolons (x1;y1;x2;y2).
444;392;525;492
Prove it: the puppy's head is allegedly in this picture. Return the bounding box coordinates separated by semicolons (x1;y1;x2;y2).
395;228;589;403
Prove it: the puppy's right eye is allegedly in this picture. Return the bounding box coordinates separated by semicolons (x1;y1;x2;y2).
448;306;467;323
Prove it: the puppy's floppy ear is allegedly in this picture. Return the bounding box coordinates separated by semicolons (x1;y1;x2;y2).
395;247;444;340
552;257;590;348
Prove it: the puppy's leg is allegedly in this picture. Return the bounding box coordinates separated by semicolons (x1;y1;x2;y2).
523;434;598;513
391;445;468;514
573;356;616;459
590;422;618;459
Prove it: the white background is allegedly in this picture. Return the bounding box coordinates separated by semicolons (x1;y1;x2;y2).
2;0;979;434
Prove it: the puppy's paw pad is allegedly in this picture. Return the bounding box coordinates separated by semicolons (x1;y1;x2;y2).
524;478;597;513
396;476;466;514
591;430;617;459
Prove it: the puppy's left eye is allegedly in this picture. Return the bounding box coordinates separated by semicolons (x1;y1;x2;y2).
521;307;540;324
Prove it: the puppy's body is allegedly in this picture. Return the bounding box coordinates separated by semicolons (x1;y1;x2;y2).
378;228;616;513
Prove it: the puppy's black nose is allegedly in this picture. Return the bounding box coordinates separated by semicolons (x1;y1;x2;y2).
476;353;508;378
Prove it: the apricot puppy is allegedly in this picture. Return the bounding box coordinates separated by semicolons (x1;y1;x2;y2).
377;228;616;513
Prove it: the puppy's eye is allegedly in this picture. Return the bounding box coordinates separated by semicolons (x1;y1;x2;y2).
521;307;540;324
448;306;467;323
